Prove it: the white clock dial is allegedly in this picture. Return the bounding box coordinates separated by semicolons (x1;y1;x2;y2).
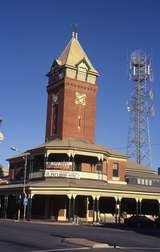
52;93;58;103
75;92;87;106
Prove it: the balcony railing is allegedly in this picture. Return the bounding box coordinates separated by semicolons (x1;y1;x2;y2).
29;169;107;181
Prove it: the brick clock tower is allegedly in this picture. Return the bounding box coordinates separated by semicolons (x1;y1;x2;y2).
45;32;99;144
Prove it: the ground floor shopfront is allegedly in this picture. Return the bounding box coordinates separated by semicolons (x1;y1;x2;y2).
0;179;160;223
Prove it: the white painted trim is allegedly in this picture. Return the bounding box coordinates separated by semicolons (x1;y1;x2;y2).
108;180;127;185
108;157;127;161
29;186;160;198
112;176;120;181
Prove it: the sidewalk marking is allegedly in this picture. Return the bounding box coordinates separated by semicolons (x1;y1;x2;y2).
64;237;112;248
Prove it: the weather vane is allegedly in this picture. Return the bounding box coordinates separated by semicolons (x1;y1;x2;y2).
71;23;78;39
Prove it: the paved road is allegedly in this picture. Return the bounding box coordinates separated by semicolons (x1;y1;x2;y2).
0;220;160;252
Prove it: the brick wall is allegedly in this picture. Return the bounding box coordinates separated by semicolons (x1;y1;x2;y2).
45;77;98;143
81;163;92;172
105;159;126;181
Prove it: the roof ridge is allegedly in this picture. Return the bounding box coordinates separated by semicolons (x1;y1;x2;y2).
58;38;73;65
57;35;99;75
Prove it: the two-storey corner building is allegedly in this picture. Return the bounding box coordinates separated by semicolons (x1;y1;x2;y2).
1;32;160;223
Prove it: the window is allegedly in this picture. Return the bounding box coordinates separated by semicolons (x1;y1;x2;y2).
133;178;137;184
145;179;148;186
51;104;58;135
112;163;119;177
137;178;141;184
141;179;144;185
78;116;81;129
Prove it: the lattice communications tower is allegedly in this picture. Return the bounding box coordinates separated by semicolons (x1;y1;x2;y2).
127;50;154;167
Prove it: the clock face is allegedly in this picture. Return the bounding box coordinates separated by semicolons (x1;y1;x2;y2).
75;92;87;106
52;93;58;104
58;72;64;80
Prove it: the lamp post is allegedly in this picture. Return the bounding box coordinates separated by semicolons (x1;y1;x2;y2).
0;118;4;218
0;118;4;143
0;132;4;143
22;153;28;221
10;147;29;221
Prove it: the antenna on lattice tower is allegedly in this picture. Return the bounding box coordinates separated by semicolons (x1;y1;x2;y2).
0;117;3;127
127;50;154;167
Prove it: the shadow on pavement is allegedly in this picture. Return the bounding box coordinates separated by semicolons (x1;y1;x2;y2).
99;220;160;238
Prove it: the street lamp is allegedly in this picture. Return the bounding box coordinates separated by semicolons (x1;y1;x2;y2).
22;153;28;221
0;118;4;143
0;132;4;143
0;118;5;218
10;147;29;221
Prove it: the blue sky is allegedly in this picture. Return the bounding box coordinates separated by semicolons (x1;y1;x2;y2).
0;0;160;169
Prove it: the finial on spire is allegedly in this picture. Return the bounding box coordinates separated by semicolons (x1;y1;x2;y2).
72;23;78;39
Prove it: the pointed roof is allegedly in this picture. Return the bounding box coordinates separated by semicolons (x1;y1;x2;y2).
57;32;99;76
